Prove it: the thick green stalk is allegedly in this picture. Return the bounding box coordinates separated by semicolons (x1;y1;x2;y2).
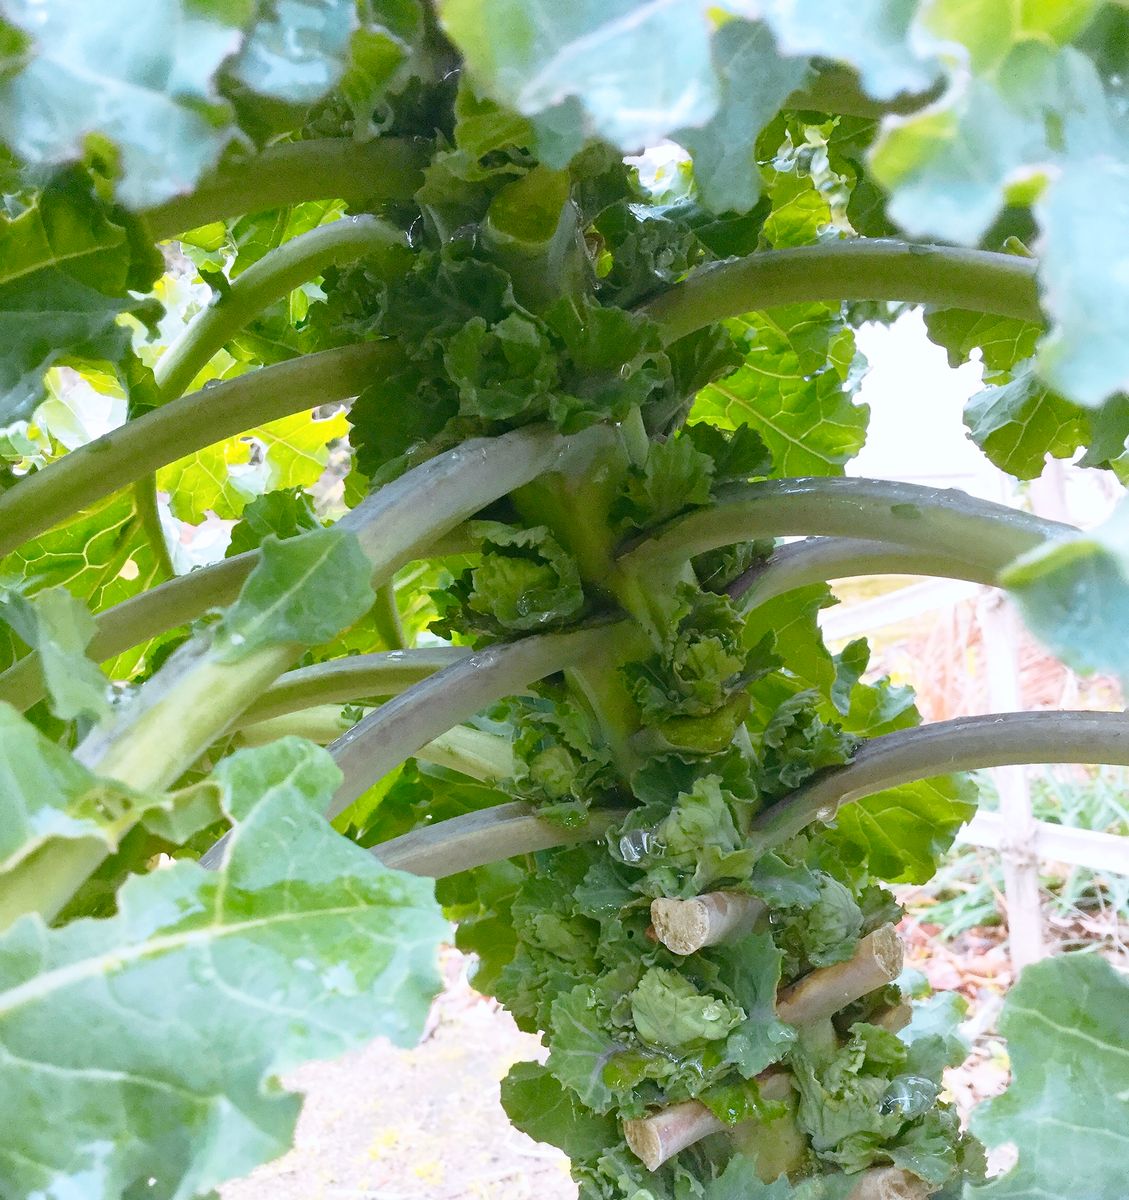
134;473;176;581
199;622;617;868
18;427;585;921
82;426;587;792
153;216;406;400
0;528;476;713
640;240;1042;343
372;582;407;651
621;478;1070;577
327;624;618;821
237;704;355;745
140;137;429;241
0;344;395;558
374;801;623;878
135;217;404;576
726;536;1016;610
367;711;1129;878
749;711;1129;849
416;724;516;785
235;647;469;725
238;710;514;785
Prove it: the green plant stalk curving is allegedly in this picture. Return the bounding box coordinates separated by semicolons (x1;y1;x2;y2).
140;138;430;242
640;240;1042;343
0;344;397;559
152;216;407;401
3;428;586;926
0;526;477;715
621;478;1070;575
749;710;1129;849
369;712;1129;879
236;647;471;725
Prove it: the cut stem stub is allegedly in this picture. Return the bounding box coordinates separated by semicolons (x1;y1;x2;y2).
776;925;904;1027
650;891;767;955
623;1072;793;1170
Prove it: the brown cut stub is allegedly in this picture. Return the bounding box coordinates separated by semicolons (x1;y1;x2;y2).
623;1100;725;1171
847;1166;939;1200
871;1000;913;1033
650;891;766;955
776;924;904;1026
624;1073;794;1171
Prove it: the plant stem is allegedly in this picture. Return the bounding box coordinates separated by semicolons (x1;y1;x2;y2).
326;623;618;820
373;800;623;878
83;426;585;792
238;710;514;785
372;582;407;650
236;647;470;724
0;344;396;559
725;536;1008;609
640;240;1042;343
412;725;515;785
361;711;1129;878
22;428;583;919
621;478;1069;577
623;1072;794;1171
153;217;406;400
751;710;1129;849
236;704;356;745
0;528;476;713
140;137;429;241
134;472;175;581
775;925;904;1025
650;892;767;955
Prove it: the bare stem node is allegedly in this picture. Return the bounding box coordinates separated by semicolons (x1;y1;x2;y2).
650;892;767;955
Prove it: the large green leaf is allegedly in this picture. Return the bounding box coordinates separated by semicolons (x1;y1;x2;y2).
756;0;941;101
968;954;1129;1200
963;367;1089;481
500;1060;619;1160
827;775;979;885
675;21;810;216
872;36;1129;407
0;738;447;1198
0;489;162;678
0;270;156;425
923;310;1041;376
215;529;376;660
0;0;247;209
438;0;719;152
0;587;110;721
1001;498;1129;682
0;703;139;874
693;308;868;477
157;408;349;522
231;0;355;103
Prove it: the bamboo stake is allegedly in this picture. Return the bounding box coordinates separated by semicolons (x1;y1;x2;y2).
650;892;767;955
775;925;904;1026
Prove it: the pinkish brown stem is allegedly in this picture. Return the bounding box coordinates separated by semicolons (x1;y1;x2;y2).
776;925;904;1026
623;1073;793;1170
